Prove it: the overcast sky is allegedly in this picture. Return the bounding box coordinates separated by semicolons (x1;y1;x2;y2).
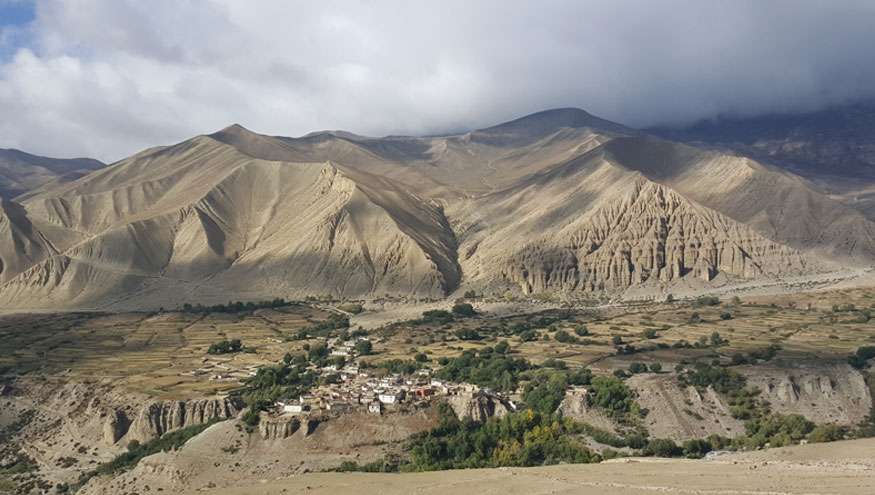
2;0;875;162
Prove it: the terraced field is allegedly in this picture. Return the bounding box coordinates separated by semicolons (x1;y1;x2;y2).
368;289;875;375
0;305;329;399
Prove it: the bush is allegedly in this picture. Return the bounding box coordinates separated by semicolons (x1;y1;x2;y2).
720;312;733;320
688;312;702;324
649;363;662;373
575;325;590;337
420;310;455;325
354;340;373;355
494;340;510;354
709;332;726;346
207;339;243;355
455;328;483;341
642;328;658;339
589;376;635;417
807;424;846;443
644;438;681;457
519;329;538;342
682;438;712;458
242;408;260;427
611;335;624;346
542;358;567;369
523;372;568;414
451;303;476;316
628;362;647;374
849;346;875;369
554;330;578;344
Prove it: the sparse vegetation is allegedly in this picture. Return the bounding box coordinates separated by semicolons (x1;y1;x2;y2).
207;339;244;355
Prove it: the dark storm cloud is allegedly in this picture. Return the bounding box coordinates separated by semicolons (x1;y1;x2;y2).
1;0;874;161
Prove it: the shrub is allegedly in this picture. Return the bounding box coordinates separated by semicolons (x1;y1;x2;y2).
494;340;510;354
451;303;476;316
682;438;712;458
642;328;658;339
628;362;647;374
849;346;875;369
589;376;635;416
542;358;567;369
414;352;429;363
807;424;846;443
554;330;577;344
611;335;624;345
720;312;733;320
575;325;590;337
242;409;260;427
688;313;702;324
649;363;662;373
644;438;681;457
207;339;243;355
519;329;538;342
420;310;455;325
455;328;483;341
354;340;373;355
523;372;568;414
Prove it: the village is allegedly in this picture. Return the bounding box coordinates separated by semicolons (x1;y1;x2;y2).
270;335;511;418
183;329;518;420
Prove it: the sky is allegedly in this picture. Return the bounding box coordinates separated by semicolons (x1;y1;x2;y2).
1;0;875;162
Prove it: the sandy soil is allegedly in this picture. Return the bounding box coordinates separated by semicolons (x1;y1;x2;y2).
195;437;875;495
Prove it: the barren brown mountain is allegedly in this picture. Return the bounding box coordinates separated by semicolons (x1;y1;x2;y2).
1;108;873;309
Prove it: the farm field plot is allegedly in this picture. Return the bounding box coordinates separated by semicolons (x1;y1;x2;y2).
364;290;875;376
0;305;329;399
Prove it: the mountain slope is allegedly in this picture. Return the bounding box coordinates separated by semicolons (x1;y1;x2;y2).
0;108;872;308
450;150;811;296
0;149;104;200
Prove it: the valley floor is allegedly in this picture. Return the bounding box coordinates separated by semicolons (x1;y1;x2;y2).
200;437;875;495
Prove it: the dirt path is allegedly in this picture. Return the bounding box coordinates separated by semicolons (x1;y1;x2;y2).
190;438;875;495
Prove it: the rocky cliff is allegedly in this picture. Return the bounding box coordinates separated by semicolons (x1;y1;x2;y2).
125;397;243;442
447;389;515;422
258;414;303;440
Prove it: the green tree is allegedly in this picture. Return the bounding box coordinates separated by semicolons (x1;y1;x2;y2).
354;340;373;355
451;303;476;316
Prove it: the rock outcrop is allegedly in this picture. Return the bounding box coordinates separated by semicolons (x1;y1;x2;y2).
258;415;301;440
742;364;872;425
127;397;242;442
447;390;514;422
495;180;808;294
103;409;131;445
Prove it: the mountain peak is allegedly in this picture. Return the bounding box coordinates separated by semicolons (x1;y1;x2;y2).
475;107;631;141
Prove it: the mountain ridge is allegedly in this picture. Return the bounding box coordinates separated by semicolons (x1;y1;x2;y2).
0;108;872;308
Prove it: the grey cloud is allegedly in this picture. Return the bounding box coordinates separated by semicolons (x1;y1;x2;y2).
1;0;874;161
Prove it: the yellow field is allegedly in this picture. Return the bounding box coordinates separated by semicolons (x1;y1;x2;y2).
0;305;328;399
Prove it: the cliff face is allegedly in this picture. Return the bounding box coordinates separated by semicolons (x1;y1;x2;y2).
742;364;872;425
125;397;243;442
258;415;303;440
447;390;514;422
476;178;809;295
